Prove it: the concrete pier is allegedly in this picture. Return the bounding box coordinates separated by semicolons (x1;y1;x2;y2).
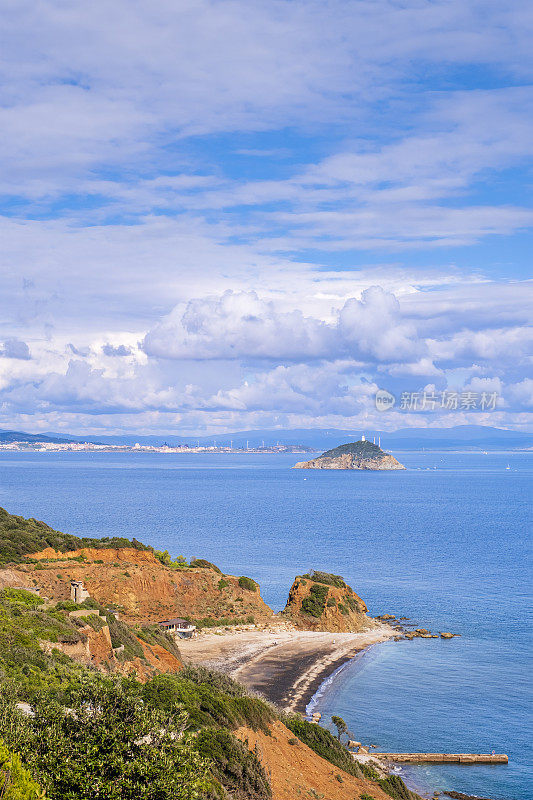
372;753;508;764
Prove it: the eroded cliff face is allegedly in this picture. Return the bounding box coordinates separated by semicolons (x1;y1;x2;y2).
294;439;405;470
282;572;371;632
7;547;274;625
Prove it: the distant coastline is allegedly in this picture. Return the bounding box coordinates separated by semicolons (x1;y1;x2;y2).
0;442;316;455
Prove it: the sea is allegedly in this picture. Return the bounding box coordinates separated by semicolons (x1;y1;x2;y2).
0;450;531;800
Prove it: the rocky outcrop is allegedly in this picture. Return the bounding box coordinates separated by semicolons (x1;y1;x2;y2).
294;440;405;470
282;571;370;632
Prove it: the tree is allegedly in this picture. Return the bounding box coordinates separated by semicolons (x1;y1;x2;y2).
331;715;347;741
0;678;210;800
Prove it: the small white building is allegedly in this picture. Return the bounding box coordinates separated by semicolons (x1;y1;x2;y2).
70;580;90;604
159;618;196;639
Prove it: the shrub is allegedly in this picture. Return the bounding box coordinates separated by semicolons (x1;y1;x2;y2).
283;715;365;780
0;679;210;800
217;579;229;590
135;625;182;660
82;614;106;632
190;559;223;574
301;571;346;589
0;738;45;799
143;669;274;735
154;550;187;568
195;728;272;800
238;576;257;592
106;617;145;661
301;583;329;617
0;590;42;608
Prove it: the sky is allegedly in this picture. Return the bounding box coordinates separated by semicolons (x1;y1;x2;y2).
0;0;532;437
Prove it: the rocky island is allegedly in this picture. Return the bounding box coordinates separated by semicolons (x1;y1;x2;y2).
293;438;405;470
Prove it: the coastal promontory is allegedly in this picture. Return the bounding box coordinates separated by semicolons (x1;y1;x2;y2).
293;438;405;470
282;570;371;632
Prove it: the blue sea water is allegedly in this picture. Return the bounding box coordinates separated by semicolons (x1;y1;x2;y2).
0;450;531;799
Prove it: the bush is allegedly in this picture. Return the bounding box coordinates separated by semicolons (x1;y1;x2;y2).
135;625;182;660
106;617;145;661
0;738;45;799
154;550;187;569
301;571;346;588
190;559;222;574
0;590;42;608
195;727;272;800
143;670;274;734
238;576;257;592
217;579;229;590
283;716;365;780
0;679;210;800
301;583;329;617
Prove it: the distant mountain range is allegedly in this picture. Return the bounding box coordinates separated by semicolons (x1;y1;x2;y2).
0;425;531;451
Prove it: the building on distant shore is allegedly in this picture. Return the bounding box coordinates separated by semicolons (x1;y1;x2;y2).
70;580;90;604
159;618;196;639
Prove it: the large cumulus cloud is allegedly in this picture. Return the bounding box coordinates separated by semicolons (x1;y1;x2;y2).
142;287;423;363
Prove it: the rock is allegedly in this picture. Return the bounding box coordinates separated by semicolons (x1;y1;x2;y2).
379;614;396;620
415;628;430;634
440;632;454;639
282;570;369;632
294;440;405;471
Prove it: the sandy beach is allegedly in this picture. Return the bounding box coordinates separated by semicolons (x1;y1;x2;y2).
179;622;395;712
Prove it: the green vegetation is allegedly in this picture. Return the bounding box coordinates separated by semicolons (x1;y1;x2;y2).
320;440;383;459
331;715;348;740
282;715;369;781
154;550;188;568
144;669;274;734
217;578;230;590
195;728;271;800
301;583;329;617
237;576;257;591
190;559;222;573
301;571;346;588
0;739;45;799
135;624;182;660
106;616;145;661
0;679;210;800
0;507;151;564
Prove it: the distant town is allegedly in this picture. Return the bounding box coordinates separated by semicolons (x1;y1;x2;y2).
0;440;315;454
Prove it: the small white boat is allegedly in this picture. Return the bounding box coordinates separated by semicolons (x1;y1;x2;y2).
506;464;511;470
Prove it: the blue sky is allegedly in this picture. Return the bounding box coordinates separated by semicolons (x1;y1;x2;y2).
0;0;532;435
